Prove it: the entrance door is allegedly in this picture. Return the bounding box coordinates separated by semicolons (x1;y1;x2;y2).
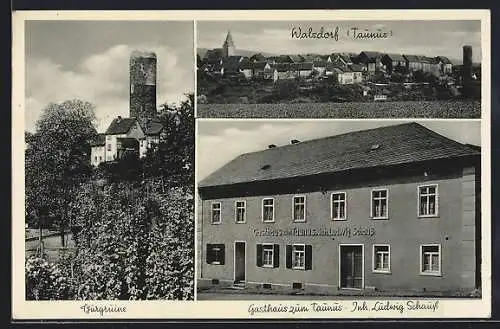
234;242;246;283
340;245;363;289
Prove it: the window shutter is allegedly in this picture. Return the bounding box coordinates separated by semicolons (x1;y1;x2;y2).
206;244;212;264
286;245;292;269
305;245;313;270
219;244;225;265
273;244;280;268
256;244;263;267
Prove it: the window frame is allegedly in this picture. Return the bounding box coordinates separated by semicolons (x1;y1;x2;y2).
262;243;275;268
372;244;391;274
234;200;246;223
292;243;306;270
261;198;275;223
331;192;347;221
206;244;225;265
292;195;306;223
107;143;112;152
211;202;222;225
419;244;442;276
417;184;439;218
371;188;389;220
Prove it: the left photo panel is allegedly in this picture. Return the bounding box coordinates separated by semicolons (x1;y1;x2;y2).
19;19;195;301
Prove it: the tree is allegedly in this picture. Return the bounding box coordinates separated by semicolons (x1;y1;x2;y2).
68;180;194;300
142;94;195;192
25;100;97;246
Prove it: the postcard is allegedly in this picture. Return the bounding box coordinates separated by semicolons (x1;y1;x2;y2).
12;9;491;320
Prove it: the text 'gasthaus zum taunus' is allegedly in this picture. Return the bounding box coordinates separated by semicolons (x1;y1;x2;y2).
248;300;439;315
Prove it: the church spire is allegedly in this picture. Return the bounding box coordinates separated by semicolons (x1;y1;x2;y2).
222;30;235;57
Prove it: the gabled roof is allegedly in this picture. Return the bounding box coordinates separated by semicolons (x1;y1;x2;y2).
359;51;383;61
253;61;270;70
292;62;314;71
436;56;452;64
289;54;305;63
105;117;137;135
272;63;290;72
199;123;479;188
403;55;420;62
139;118;163;135
204;48;223;60
313;60;327;68
250;53;266;62
90;133;106;147
383;53;406;62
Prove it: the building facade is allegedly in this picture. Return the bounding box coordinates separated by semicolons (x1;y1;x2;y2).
197;123;481;294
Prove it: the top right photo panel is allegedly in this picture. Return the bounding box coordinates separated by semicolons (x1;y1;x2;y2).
196;20;482;118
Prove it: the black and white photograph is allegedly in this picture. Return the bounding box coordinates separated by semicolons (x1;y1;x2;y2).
22;20;195;301
196;20;482;118
197;120;482;300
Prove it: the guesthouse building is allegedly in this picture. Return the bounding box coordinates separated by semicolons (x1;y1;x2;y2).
197;123;481;295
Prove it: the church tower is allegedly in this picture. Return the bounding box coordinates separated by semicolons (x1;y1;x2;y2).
129;50;157;120
222;31;235;57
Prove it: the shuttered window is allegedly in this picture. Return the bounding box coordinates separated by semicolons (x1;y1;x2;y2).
206;244;225;265
256;244;279;268
286;244;312;270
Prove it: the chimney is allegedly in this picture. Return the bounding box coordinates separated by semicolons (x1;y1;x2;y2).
291;139;300;144
268;144;276;149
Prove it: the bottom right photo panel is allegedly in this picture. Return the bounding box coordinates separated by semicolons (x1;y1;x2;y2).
196;119;483;303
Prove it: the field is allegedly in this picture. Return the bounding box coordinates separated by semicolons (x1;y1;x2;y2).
197;100;481;119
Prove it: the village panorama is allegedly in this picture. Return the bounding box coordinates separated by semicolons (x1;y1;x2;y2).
197;31;481;118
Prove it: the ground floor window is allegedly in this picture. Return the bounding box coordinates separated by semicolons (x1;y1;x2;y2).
256;244;279;268
420;244;441;275
206;244;225;265
373;245;390;273
286;244;312;270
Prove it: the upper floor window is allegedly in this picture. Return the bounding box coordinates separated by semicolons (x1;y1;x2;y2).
371;189;388;219
211;202;221;224
418;184;438;217
107;144;112;152
235;201;246;223
331;192;347;220
262;198;275;222
420;244;441;276
293;195;306;222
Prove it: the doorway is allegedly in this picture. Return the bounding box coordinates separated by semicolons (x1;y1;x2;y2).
234;241;246;283
339;245;364;289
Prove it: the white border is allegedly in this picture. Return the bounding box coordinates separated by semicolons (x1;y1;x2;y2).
12;9;491;320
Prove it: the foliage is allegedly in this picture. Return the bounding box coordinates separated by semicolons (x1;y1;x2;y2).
25;256;74;300
142;94;195;191
25;100;97;235
68;180;194;300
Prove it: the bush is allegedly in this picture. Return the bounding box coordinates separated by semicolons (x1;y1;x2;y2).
25;256;74;300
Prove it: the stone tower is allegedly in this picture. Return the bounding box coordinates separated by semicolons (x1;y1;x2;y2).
462;45;473;86
222;31;235;57
130;50;157;120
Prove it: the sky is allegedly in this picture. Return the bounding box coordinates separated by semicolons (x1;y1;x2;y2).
197;120;481;181
197;20;481;63
25;20;194;133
